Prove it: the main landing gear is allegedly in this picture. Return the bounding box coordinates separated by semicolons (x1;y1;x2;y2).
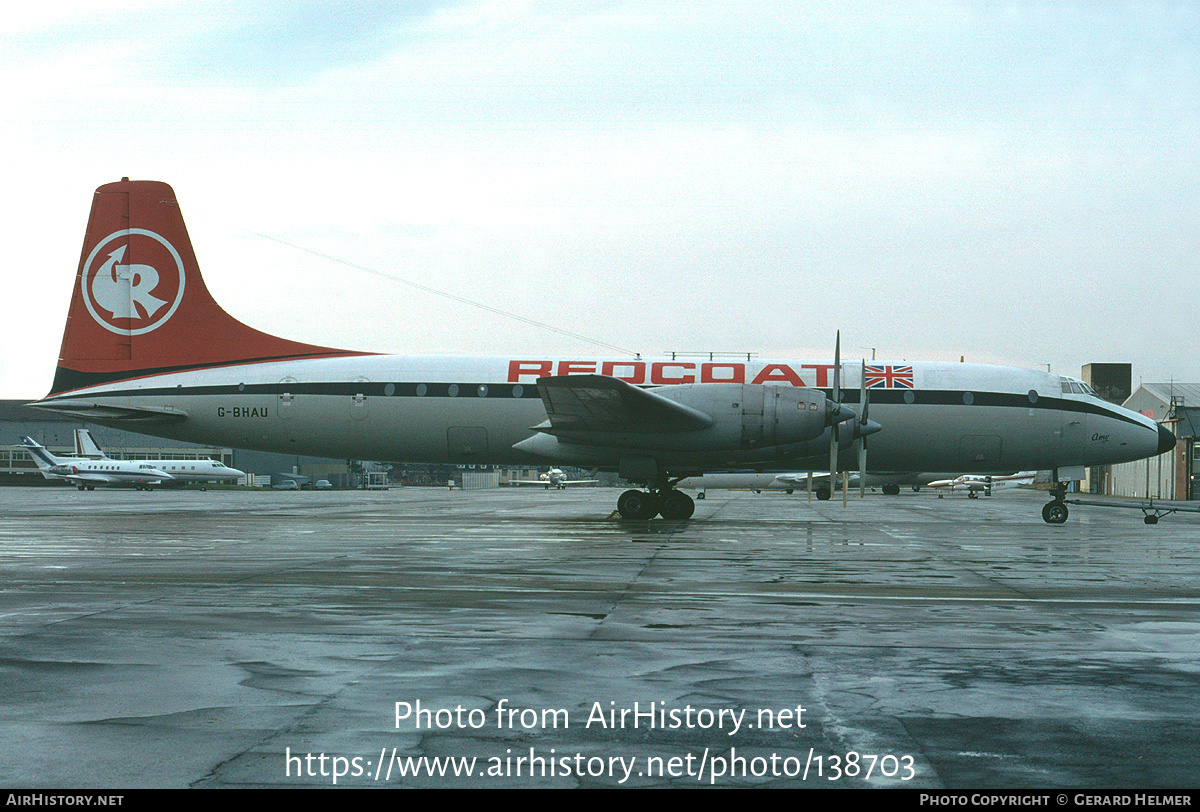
616;487;695;520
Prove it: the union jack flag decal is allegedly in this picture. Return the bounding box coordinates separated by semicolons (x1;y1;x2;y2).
864;365;914;389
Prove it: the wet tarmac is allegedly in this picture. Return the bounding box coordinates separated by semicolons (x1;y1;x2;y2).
0;485;1197;789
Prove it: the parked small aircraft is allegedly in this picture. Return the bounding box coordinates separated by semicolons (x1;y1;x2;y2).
21;436;172;490
512;468;599;489
928;471;1038;498
71;429;244;486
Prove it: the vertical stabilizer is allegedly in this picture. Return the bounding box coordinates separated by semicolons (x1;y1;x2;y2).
50;179;365;395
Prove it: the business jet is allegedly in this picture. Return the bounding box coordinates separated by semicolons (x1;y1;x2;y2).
29;179;1174;522
927;471;1038;498
21;436;172;490
72;429;245;486
513;468;600;489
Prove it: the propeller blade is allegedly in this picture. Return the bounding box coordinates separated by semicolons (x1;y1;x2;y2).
830;332;840;490
859;360;868;498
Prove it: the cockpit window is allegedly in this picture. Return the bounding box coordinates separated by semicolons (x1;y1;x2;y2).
1059;377;1095;396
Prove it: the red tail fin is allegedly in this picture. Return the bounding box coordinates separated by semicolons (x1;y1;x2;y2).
50;179;364;395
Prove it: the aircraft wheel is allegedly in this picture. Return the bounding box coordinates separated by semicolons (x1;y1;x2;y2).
696;492;706;500
617;489;659;520
912;485;921;492
659;490;695;520
1042;501;1068;524
883;484;901;495
77;485;85;491
785;488;794;494
754;489;762;494
1145;515;1159;525
968;491;978;499
816;486;831;501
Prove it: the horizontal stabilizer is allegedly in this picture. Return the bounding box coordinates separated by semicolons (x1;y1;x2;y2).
535;374;713;434
28;400;188;424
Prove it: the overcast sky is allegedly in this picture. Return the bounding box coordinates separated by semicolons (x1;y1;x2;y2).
4;0;1198;399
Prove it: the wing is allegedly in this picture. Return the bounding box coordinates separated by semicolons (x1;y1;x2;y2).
532;374;713;435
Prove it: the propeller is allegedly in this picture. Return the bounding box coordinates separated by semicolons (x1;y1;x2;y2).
829;332;841;496
858;360;870;498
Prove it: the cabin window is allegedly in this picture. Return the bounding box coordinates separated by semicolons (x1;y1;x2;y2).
448;384;459;397
416;384;427;397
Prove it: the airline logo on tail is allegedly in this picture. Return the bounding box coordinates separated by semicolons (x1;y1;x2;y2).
81;229;186;335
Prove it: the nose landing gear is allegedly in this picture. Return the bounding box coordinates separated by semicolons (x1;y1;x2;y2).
1042;474;1069;524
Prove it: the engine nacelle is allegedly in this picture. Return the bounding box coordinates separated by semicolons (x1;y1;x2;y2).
654;382;834;450
533;382;846;453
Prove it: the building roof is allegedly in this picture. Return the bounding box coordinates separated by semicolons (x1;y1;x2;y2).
1135;383;1200;407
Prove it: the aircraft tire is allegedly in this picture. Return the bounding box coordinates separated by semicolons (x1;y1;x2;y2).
883;484;901;495
617;489;659;520
1145;515;1159;525
816;486;831;501
1042;501;1069;524
659;490;695;520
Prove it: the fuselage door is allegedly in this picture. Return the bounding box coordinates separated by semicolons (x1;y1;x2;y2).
351;376;370;421
278;376;297;420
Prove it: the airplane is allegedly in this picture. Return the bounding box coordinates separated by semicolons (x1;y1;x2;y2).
512;468;599;489
72;429;245;486
29;179;1175;523
678;471;952;499
927;471;1038;498
21;436;173;490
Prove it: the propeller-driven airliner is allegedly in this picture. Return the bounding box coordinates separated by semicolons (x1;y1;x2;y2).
30;180;1174;522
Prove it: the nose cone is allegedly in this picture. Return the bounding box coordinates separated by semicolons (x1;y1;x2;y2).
857;418;883;439
830;403;857;424
1158;424;1176;455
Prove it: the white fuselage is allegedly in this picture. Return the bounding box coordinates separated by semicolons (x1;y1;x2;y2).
138;459;242;483
37;355;1166;474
